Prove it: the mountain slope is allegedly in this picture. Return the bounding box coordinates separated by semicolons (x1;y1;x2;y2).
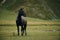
46;0;60;19
0;0;60;20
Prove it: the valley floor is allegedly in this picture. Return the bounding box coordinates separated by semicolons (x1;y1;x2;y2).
0;20;60;40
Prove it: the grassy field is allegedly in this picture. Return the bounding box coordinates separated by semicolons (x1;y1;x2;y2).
0;17;60;40
0;0;60;40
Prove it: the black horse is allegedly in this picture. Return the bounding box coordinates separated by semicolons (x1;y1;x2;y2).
16;8;27;36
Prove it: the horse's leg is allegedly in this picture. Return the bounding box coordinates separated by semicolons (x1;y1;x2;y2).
17;25;19;36
24;24;27;36
21;25;24;36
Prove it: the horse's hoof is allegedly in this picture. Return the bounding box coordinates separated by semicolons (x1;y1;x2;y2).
18;35;19;36
25;33;27;36
21;34;23;36
18;34;19;36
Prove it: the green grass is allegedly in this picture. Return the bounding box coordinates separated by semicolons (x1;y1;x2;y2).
0;18;60;40
0;9;17;20
0;25;60;40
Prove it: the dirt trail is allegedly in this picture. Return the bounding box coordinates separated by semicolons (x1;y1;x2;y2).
0;20;60;24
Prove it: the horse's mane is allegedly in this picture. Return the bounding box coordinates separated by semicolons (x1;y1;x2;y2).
21;16;27;22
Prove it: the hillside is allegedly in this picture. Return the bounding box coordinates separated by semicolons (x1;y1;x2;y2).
0;0;60;20
46;0;60;19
